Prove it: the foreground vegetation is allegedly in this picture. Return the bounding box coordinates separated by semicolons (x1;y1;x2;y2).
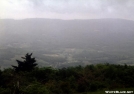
0;63;134;94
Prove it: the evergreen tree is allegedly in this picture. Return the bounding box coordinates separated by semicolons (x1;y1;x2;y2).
12;53;37;72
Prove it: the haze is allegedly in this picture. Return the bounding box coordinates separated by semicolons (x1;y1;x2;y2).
1;0;134;68
0;0;134;20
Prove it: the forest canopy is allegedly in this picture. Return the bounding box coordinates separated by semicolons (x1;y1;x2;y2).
0;54;134;94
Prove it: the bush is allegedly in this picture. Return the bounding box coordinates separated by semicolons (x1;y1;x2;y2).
22;82;50;94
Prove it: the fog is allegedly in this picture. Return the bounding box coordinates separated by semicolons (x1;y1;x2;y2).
0;18;134;68
0;1;134;68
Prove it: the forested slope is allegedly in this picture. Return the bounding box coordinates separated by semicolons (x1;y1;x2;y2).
0;63;134;94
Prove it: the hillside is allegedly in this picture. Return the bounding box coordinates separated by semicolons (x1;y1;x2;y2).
0;18;134;68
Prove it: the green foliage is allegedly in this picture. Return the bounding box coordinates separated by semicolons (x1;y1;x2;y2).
0;87;11;94
0;63;134;93
22;82;50;94
12;53;37;72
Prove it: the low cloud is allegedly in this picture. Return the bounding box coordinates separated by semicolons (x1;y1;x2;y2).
0;0;134;20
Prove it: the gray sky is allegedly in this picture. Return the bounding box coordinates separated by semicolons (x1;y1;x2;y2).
0;0;134;20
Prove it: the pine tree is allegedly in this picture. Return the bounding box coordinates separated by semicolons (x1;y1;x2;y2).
12;53;37;72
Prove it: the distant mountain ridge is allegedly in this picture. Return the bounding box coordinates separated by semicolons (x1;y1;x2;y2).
0;18;134;49
1;18;134;68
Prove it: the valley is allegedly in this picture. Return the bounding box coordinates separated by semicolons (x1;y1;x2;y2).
0;18;134;69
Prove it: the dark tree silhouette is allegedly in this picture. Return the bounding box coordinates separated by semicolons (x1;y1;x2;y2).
12;53;37;72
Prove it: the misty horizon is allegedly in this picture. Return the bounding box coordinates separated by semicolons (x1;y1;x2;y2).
0;18;134;68
1;0;134;68
0;1;134;93
1;0;134;20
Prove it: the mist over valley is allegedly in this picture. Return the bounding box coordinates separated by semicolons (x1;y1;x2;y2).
0;18;134;68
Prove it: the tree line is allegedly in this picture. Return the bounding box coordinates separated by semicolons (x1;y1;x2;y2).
0;53;134;94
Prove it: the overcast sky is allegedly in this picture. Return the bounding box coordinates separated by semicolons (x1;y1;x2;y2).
0;0;134;20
